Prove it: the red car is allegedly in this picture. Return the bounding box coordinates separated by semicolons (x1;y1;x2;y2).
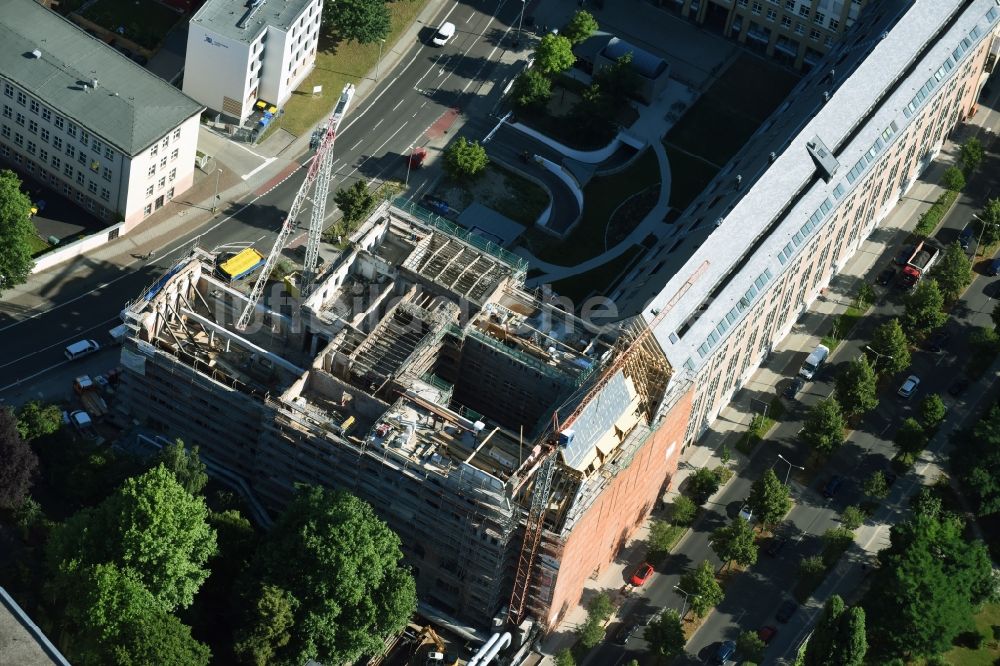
630;563;654;586
758;625;778;644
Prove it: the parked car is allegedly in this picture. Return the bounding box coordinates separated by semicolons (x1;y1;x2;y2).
714;640;737;664
776;600;798;623
989;257;1000;276
876;267;896;286
893;246;914;265
897;374;921;398
612;622;639;646
948;378;970;396
431;21;456;46
924;331;950;353
766;535;787;557
783;377;804;399
630;562;654;586
738;503;753;522
758;625;779;644
822;475;843;498
960;224;975;250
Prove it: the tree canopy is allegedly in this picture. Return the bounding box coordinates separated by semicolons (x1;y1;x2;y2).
864;512;993;659
919;394;946;430
863;470;889;500
901;279;947;340
931;241;973;302
679;560;724;618
324;0;390;44
443;137;489;181
953;407;1000;516
334;180;378;225
0;169;36;294
835;355;879;418
47;464;217;612
533;34;576;75
511;68;552;110
804;595;866;666
235;485;416;666
893;417;927;456
978;197;1000;246
748;468;792;527
710;516;758;570
15;401;62;441
0;406;39;509
868;318;911;376
687;466;722;505
942;165;966;192
645;609;685;659
153;439;208;496
800;398;846;455
562;9;598;45
960;137;984;176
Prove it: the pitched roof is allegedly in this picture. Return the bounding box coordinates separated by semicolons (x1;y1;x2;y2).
0;0;204;156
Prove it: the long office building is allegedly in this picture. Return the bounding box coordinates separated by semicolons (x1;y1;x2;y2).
0;0;204;230
114;0;999;639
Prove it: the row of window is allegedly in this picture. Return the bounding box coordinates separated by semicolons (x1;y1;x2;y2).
739;0;841;31
0;146;116;216
148;129;183;159
696;266;775;359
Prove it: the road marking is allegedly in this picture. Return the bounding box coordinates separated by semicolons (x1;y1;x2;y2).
393;98;405;111
373;119;383;129
0;315;121;391
240;157;276;181
350;138;363;150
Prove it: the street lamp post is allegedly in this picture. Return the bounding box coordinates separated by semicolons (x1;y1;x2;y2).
211;168;221;213
749;397;769;421
515;0;525;48
404;145;414;187
376;39;385;81
673;585;697;619
776;453;805;486
973;212;998;258
864;345;893;373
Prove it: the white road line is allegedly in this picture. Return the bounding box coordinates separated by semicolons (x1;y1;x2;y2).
351;139;363;150
341;122;409;182
373;118;384;129
393;98;405;111
240;157;277;181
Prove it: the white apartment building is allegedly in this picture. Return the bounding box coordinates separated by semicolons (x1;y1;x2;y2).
617;0;999;443
184;0;323;123
0;0;203;232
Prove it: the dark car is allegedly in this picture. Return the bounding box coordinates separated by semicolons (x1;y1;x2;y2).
876;267;896;286
766;535;787;557
893;246;914;265
713;640;736;664
822;475;843;498
784;377;804;399
924;331;950;353
960;224;975;251
758;625;778;645
884;470;898;487
948;378;970;397
776;600;798;623
989;257;1000;277
612;622;639;646
422;195;450;216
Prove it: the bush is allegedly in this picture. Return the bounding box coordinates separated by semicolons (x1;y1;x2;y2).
943;165;966;192
688;467;722;505
672;495;698;527
841;505;865;531
914;189;958;237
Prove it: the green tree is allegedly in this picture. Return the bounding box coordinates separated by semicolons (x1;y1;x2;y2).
711;517;758;570
679;560;724;618
594;52;642;101
737;630;766;663
835;355;879;418
868;318;911;376
833;606;867;666
804;595;866;665
511;68;552;110
15;401;62;441
555;648;576;666
942;165;966;191
645;608;685;658
236;486;416;666
648;519;678;558
857;282;876;308
442;136;489;181
0;170;36;294
687;466;721;505
800;398;846;456
333;180;377;225
960;137;984;176
748;468;792;527
863;470;889;501
931;241;973;302
894;417;928;455
901;279;947;340
911;487;943;520
153;439;208;496
233;584;298;666
919;394;946;430
864;512;993;659
533;33;576;74
992;300;1000;331
324;0;390;43
586;592;613;622
977;198;1000;246
671;494;698;526
578;616;605;648
0;407;39;509
841;505;865;531
47;465;217;612
562;9;598;45
953;407;1000;516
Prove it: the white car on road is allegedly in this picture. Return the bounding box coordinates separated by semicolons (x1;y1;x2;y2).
431;21;455;46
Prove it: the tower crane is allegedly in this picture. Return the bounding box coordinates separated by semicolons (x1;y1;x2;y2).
236;84;356;330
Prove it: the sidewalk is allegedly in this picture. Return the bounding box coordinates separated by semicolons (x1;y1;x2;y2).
533;115;982;664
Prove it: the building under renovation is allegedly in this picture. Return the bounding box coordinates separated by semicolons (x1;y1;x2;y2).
116;201;692;632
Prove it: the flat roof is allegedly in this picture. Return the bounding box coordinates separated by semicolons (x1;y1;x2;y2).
0;0;204;156
0;587;70;666
192;0;315;45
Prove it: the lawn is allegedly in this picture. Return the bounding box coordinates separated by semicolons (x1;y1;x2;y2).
549;244;645;302
276;0;430;138
521;149;660;266
664;54;800;169
663;143;721;212
81;0;183;50
939;604;1000;665
27;233;51;257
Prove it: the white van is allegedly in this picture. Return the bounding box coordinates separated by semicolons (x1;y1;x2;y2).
431;21;456;46
64;339;100;360
799;344;830;380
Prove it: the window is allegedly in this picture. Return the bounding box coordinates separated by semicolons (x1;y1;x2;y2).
92;139;102;154
813;11;825;24
63;163;72;177
829;18;839;30
781;15;792;27
159;156;167;169
39;149;47;162
2;83;11;98
167;187;174;200
40;128;49;142
88;159;98;171
0;126;8;139
104;147;113;160
51;156;60;170
798;5;809;16
52;136;62;150
146;185;154;197
170;148;179;161
26;141;35;155
15;112;23;126
1;105;9;119
102;166;111;181
13;132;22;146
28;120;37;134
79;131;89;146
784;0;793;8
147;164;155;176
810;28;821;40
41;107;50;122
16;91;25;105
150;144;158;157
168;168;176;182
100;187;110;201
158;176;166;189
161;137;169;149
77;152;86;165
766;8;777;20
144;204;152;216
54;116;64;130
29;100;38;114
795;22;805;34
67;123;77;138
76;171;84;185
87;180;97;194
173;128;181;141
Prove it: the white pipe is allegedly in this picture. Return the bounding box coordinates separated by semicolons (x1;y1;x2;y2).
467;632;502;666
468;632;511;666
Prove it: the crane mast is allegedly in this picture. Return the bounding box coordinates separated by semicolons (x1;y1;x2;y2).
236;84;356;331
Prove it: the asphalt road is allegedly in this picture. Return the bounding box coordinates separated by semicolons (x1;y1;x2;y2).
0;0;530;401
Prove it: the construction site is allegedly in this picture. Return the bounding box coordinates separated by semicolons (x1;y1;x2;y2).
115;199;692;635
